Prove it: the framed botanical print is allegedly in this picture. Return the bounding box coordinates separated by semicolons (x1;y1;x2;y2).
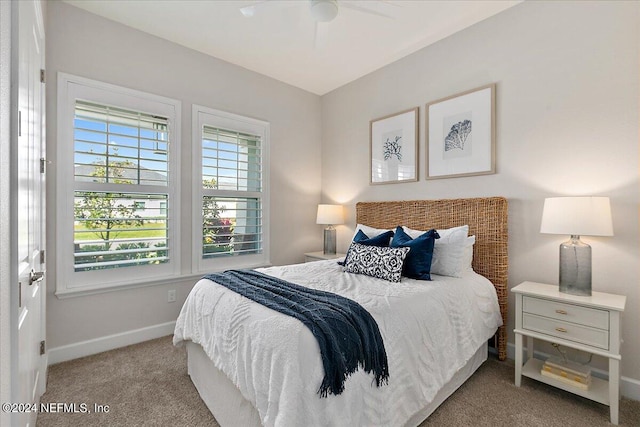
426;84;495;179
370;107;418;184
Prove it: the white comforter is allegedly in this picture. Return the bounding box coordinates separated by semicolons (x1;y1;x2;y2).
173;260;503;427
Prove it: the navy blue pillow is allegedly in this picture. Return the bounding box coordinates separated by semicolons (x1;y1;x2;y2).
339;229;395;266
353;229;394;247
390;226;439;280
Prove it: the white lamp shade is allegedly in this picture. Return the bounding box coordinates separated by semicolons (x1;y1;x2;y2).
316;204;344;225
540;197;613;236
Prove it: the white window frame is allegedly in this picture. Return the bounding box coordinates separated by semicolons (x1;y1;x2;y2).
56;73;181;296
192;105;270;273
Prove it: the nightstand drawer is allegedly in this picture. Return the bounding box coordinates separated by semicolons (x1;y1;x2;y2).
522;313;609;350
523;296;609;330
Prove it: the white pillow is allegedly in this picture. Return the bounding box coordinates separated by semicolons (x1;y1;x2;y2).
402;225;473;277
402;224;468;242
351;223;394;241
461;235;476;272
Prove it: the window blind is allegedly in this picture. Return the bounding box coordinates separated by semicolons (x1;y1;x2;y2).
201;126;263;258
74;100;169;186
73;100;171;271
202;126;261;191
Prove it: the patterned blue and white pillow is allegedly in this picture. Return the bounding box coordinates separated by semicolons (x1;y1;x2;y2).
339;229;395;267
343;242;410;283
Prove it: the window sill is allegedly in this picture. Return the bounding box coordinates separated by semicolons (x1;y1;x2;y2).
55;261;273;299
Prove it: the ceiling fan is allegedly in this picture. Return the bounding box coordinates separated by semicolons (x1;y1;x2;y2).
239;0;399;48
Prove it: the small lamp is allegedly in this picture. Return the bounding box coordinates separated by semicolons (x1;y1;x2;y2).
316;204;344;255
540;197;613;296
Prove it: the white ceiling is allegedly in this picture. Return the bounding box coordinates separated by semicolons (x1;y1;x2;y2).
62;0;521;95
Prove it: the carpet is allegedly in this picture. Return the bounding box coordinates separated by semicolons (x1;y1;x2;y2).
37;336;640;426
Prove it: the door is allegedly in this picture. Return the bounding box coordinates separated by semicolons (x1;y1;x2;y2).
16;1;46;426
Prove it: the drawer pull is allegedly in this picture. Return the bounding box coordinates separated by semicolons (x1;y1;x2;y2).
555;309;568;315
555;327;568;333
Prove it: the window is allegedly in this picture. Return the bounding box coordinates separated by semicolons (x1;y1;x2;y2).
193;105;269;272
57;74;181;295
56;76;269;296
73;101;168;271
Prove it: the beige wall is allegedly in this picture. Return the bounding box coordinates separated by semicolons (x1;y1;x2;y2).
45;2;322;348
321;1;640;382
46;0;640;387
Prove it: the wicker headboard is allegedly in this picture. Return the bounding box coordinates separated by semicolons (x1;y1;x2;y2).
356;197;508;360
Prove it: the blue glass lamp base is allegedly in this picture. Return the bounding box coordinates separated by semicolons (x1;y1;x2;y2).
559;236;591;296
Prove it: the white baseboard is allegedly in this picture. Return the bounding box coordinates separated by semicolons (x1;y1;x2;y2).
48;321;176;365
506;342;640;401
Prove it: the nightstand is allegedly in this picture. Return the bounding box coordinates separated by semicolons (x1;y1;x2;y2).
304;251;346;263
512;281;626;425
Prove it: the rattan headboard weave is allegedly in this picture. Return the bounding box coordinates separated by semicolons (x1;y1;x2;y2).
356;197;508;360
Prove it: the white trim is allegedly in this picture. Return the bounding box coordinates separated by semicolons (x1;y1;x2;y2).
47;321;176;365
56;73;181;295
506;342;640;401
0;2;16;427
54;261;272;299
37;355;48;397
191;104;270;274
620;376;640;403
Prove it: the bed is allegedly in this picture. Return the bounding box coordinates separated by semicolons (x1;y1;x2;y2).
174;197;508;426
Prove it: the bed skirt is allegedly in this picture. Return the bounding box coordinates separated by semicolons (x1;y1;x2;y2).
186;340;488;427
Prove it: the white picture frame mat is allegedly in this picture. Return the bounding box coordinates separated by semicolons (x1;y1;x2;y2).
428;87;492;177
371;108;417;183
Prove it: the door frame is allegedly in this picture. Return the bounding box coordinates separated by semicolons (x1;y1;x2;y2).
0;1;20;426
1;1;47;426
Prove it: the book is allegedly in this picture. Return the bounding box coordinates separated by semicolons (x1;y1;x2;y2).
543;357;591;380
541;364;591;384
541;368;590;390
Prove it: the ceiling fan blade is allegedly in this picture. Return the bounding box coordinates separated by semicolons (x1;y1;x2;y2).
314;21;330;49
341;1;399;19
240;0;296;17
240;1;267;17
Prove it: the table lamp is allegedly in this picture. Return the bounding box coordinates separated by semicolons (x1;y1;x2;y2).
540;197;613;296
316;204;344;255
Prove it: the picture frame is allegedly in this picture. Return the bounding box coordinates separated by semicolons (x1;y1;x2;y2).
426;84;495;179
370;107;418;185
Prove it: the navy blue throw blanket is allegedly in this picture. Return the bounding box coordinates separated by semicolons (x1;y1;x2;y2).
203;269;389;397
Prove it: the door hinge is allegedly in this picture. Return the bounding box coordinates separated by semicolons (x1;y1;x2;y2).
18;282;22;308
40;158;46;173
40;69;45;83
18;110;21;137
40;250;45;264
40;340;46;355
